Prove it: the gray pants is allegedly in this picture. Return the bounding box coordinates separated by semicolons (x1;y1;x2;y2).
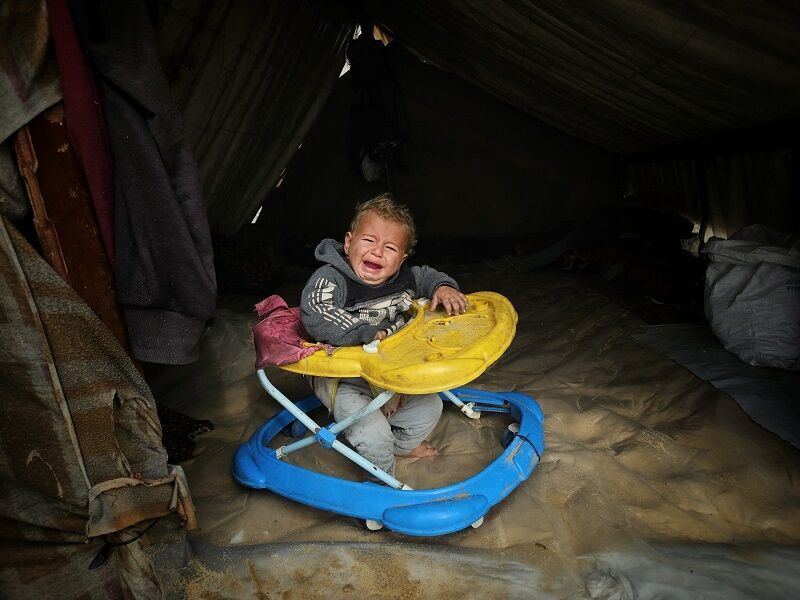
311;377;443;476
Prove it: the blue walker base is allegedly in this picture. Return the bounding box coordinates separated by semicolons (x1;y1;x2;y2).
233;388;545;536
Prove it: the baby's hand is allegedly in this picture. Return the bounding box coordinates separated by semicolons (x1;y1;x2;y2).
374;330;388;341
431;286;468;315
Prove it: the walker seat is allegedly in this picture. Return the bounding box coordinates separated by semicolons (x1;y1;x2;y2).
233;292;545;536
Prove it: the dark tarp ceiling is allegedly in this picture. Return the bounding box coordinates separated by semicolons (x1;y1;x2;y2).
155;0;800;237
269;43;621;243
361;0;800;154
158;0;354;236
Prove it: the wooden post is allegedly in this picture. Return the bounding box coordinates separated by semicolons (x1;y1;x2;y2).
14;103;136;363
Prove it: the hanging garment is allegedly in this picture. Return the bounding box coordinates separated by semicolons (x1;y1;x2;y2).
71;0;217;364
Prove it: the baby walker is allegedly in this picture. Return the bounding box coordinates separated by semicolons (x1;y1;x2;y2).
233;292;545;536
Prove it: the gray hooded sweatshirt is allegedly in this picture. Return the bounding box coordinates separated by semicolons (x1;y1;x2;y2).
300;239;459;346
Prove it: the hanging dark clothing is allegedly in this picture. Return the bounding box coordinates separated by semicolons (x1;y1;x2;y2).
71;0;217;364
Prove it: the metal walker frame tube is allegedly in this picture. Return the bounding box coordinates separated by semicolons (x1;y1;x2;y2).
257;370;407;489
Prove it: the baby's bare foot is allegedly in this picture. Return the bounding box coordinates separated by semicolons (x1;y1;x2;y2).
399;441;438;458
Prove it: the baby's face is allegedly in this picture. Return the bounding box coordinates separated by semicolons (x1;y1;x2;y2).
344;211;408;285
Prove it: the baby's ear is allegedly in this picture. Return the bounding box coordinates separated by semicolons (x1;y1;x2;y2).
343;231;352;254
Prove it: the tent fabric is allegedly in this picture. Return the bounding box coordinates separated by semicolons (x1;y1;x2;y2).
626;147;798;239
0;217;196;598
0;0;61;221
361;1;800;154
272;43;620;243
0;0;61;145
157;0;355;236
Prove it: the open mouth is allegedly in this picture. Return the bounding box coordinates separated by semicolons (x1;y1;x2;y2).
363;261;382;270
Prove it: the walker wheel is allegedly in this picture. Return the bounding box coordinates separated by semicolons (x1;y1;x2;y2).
365;519;384;531
281;420;308;438
502;422;520;448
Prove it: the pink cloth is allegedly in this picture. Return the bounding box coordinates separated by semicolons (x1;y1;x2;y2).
253;295;334;368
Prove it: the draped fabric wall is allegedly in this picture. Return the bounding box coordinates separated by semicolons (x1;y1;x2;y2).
157;0;355;235
627;148;797;240
361;1;800;155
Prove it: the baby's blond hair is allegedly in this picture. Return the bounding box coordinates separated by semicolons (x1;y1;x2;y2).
349;193;417;255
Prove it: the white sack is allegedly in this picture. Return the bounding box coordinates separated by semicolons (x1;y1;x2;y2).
703;225;800;370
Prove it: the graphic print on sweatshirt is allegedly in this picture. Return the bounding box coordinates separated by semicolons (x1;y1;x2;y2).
308;276;413;336
352;291;413;333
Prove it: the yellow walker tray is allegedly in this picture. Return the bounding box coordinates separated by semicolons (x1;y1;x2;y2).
282;291;518;394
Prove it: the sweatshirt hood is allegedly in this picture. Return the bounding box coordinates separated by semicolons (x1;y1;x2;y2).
314;238;404;286
314;239;359;282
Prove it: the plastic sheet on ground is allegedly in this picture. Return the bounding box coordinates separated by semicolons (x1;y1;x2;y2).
148;270;800;598
630;322;800;450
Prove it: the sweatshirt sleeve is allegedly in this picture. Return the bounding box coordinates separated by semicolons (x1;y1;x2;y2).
410;265;459;299
300;268;381;346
